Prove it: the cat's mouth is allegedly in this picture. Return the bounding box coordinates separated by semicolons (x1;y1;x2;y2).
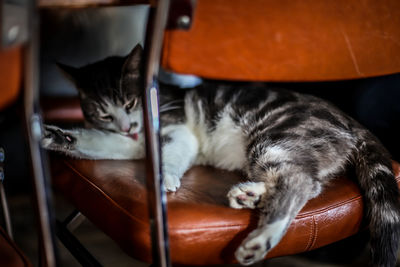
129;133;139;141
120;132;139;141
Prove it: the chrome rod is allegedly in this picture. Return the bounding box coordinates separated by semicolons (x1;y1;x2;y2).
24;0;58;266
0;179;13;239
56;220;102;267
0;148;13;239
142;1;171;267
144;0;170;87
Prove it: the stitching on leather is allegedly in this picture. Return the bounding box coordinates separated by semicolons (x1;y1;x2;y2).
305;216;315;251
298;175;400;218
309;217;318;250
297;196;362;218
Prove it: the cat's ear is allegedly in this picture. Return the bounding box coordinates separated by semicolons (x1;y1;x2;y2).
121;44;143;80
56;62;81;85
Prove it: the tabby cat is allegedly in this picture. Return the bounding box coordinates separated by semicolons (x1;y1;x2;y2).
42;44;400;266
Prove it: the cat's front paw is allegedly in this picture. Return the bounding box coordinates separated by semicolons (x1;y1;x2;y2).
163;173;181;192
41;125;76;151
227;182;266;209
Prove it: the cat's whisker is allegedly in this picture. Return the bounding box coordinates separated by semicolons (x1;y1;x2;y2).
160;106;182;113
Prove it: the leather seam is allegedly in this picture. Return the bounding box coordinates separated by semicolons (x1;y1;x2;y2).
309;217;318;250
298;173;400;218
296;196;362;218
304;215;315;251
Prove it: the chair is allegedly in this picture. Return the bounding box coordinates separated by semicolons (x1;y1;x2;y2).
0;42;32;266
40;0;400;266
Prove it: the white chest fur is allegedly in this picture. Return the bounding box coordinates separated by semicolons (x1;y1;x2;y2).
187;104;246;170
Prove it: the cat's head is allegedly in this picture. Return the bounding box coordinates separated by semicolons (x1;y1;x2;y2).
57;44;143;136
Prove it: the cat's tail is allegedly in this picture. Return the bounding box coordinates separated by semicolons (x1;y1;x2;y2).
354;137;400;267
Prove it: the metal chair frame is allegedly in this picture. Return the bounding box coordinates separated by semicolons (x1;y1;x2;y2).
12;0;400;266
0;148;13;239
19;0;191;266
24;0;59;265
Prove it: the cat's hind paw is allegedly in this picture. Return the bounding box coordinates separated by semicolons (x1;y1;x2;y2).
41;125;76;151
227;182;266;209
235;216;289;265
235;228;270;266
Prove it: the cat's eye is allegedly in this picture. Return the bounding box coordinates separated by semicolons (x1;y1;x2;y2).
100;115;113;122
125;99;137;111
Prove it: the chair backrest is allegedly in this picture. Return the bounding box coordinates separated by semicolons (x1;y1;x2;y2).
0;47;22;109
162;0;400;81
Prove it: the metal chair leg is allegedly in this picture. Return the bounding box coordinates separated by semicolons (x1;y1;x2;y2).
142;1;172;267
24;1;58;266
56;220;103;267
63;210;86;232
0;148;13;239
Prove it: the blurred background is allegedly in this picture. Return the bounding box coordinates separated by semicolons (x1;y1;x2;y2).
0;4;399;266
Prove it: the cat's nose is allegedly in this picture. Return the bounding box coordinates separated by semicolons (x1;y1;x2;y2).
121;124;131;133
123;122;138;133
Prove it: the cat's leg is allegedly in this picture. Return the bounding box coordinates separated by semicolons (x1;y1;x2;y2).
161;124;198;192
235;213;291;265
231;166;321;265
42;125;145;160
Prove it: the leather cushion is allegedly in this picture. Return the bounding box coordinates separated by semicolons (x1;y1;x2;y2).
0;227;32;267
162;0;400;81
50;156;400;265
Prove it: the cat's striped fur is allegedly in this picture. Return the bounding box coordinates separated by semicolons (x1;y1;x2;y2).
43;45;400;266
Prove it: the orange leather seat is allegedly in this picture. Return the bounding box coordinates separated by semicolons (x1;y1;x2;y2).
49;155;400;265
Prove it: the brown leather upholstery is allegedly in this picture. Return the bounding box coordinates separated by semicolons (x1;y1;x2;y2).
162;0;400;81
0;227;32;267
50;156;400;265
41;97;83;123
0;48;22;109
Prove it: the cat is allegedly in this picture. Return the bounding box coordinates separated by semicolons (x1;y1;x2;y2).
42;44;400;266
